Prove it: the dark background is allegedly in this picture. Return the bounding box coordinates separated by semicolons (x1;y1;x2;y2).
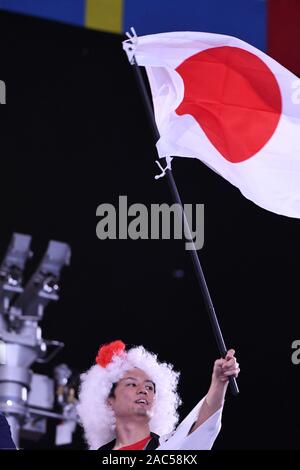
0;11;299;449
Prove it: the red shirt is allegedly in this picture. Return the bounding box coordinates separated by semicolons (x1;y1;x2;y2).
118;435;151;450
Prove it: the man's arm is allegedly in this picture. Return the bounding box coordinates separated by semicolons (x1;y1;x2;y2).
0;413;16;449
189;349;240;434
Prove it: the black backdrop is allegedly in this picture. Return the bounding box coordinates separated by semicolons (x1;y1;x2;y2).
0;11;300;449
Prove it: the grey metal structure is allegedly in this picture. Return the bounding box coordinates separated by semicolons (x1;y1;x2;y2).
0;233;77;448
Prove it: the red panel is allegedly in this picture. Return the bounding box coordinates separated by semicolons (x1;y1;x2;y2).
268;0;300;74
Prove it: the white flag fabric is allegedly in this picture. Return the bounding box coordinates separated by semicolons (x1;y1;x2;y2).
123;31;300;218
157;397;222;450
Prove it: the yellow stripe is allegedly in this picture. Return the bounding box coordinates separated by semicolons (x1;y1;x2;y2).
85;0;123;34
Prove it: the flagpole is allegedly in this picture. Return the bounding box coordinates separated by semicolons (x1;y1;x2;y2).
131;57;239;396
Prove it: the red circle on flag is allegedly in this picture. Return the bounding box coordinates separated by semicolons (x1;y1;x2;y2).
175;46;282;163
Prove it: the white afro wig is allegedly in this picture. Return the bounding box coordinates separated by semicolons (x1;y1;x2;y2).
77;342;181;449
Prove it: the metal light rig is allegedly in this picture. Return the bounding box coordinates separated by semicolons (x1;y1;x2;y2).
0;233;78;448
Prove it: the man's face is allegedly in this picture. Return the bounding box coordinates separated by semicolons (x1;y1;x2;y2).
107;368;155;421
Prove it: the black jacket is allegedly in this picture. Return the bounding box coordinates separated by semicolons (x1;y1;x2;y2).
98;432;160;450
0;413;16;449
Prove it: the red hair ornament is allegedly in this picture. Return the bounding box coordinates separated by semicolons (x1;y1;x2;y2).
95;340;126;368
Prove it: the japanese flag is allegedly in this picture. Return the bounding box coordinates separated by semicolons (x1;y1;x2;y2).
123;32;300;218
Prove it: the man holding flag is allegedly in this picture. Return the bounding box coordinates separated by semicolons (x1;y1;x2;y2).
78;340;239;450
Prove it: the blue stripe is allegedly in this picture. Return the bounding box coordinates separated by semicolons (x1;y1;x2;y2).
124;0;266;51
0;0;85;27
